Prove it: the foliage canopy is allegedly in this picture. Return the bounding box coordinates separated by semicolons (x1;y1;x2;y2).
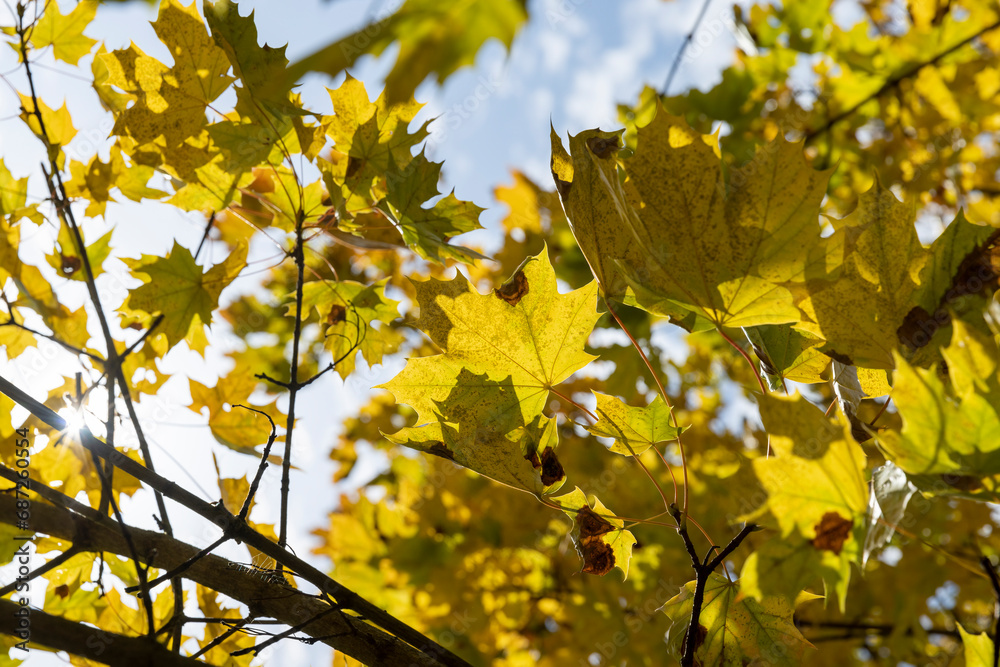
2;0;1000;666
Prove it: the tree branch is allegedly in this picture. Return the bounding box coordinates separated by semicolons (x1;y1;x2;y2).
805;18;1000;140
0;492;441;666
0;598;203;667
0;373;474;667
670;504;760;667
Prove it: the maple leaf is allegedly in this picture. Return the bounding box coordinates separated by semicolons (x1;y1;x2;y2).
553;106;831;329
277;0;527;105
44;220;112;283
204;0;293;119
101;1;233;151
189;372;284;458
0;159;29;217
120;241;247;352
18;93;77;165
586;392;685;456
740;532;854;610
552;486;636;578
960;625;997;667
798;179;926;368
876;342;1000;490
380;249;599;494
379;152;486;264
662;573;813;666
27;0;98;65
549;127;650;301
325;75;428;208
296;278;402;379
749;394;868;539
744;324;828;385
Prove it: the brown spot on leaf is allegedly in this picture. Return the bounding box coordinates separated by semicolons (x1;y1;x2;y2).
941;473;982;492
60;254;81;276
127;322;145;331
54;584;69;599
540;448;564;487
495;270;529;306
346;156;363;179
425;442;455;461
897;305;950;351
811;511;852;554
327;304;347;326
576;505;614;538
580;538;615;576
586;135;619;159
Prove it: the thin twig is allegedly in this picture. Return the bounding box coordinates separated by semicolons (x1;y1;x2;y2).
662;0;714;95
233;403;277;520
0;545;80;597
190;615;257;659
229;606;341;657
195;212;217;260
279;208;308;551
717;327;767;395
805;18;1000;140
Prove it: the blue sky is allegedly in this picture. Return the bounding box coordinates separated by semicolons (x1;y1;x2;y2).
0;0;744;663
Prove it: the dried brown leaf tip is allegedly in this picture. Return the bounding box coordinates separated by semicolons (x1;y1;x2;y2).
495;270;529;305
811;511;852;554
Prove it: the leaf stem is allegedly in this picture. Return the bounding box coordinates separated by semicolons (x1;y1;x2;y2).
717;327;767;395
603;297;691;519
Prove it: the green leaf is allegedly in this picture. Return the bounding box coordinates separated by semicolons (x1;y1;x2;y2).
277;0;527;106
380;152;486;263
745;324;829;385
296;278;402;378
325;75;428;209
877;349;1000;484
204;0;292;119
740;531;854;610
380;249;599;494
662;573;813;666
586;392;684;456
121;241;247;352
